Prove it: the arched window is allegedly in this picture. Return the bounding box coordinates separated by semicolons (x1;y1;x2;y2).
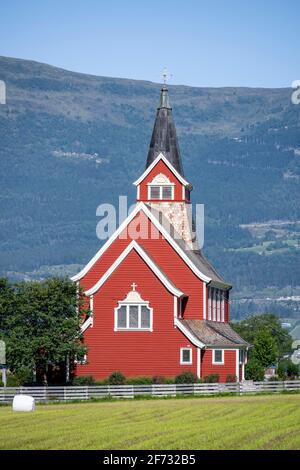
114;284;153;331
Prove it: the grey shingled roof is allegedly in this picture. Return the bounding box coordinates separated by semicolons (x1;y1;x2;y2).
145;204;231;289
180;319;249;347
146;86;184;176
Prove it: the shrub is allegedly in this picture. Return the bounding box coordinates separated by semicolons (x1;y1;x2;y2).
108;371;126;385
126;376;152;385
165;377;176;384
203;374;220;383
278;359;299;380
175;371;197;384
152;375;166;384
1;370;33;386
73;375;96;386
14;368;33;385
95;379;108;386
226;374;237;383
268;375;279;382
245;358;265;381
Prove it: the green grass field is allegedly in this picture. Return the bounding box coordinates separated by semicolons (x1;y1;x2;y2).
0;395;299;450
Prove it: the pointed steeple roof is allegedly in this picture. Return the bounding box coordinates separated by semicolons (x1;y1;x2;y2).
146;86;184;176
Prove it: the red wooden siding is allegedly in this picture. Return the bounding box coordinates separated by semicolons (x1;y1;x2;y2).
80;213;205;321
77;249;197;379
201;349;237;382
138;159;185;202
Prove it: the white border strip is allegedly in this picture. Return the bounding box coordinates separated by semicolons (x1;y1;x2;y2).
85;241;184;297
133;152;189;187
71;202;211;284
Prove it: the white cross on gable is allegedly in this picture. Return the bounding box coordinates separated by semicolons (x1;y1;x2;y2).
131;282;138;291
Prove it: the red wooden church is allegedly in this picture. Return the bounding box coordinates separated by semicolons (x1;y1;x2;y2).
72;85;248;382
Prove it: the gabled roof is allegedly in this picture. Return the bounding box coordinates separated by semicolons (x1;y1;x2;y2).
146;85;184;176
85;240;185;298
133;152;189;187
179;319;249;348
71;202;212;284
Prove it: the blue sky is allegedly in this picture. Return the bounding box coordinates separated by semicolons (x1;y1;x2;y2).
1;0;299;87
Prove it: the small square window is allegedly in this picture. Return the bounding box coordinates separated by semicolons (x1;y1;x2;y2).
162;186;173;200
150;186;160;199
180;348;192;364
213;349;224;364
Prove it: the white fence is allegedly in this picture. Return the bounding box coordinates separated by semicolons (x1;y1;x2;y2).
0;381;299;403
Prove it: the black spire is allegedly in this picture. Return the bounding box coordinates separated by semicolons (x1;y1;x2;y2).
146;86;184;176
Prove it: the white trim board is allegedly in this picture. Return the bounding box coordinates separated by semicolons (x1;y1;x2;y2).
85;240;185;297
197;347;201;378
71;202;211;284
133;152;190;187
80;316;93;333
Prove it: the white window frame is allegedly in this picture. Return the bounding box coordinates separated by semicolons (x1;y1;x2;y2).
212;349;224;365
114;302;153;332
74;353;88;365
180;347;193;365
147;184;175;201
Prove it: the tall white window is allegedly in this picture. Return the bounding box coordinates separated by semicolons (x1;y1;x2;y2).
208;287;226;323
216;290;221;321
212;289;217;321
221;294;225;322
208;290;212;321
114;284;153;331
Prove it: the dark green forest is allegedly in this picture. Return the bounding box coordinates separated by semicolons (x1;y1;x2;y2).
0;56;299;319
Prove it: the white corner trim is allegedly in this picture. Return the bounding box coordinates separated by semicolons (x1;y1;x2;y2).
236;349;239;380
133;152;190;187
71;201;144;281
175;318;205;349
174;296;178;320
81;316;93;333
71;201;211;284
203;283;206;320
85;240;185;297
197;347;201;378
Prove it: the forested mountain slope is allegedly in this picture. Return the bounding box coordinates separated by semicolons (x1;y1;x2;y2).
0;56;299;319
